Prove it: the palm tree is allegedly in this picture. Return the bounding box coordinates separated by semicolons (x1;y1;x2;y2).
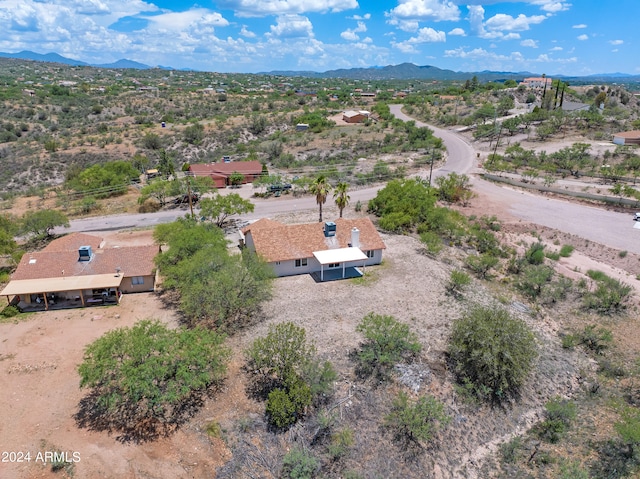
310;175;331;223
333;181;350;218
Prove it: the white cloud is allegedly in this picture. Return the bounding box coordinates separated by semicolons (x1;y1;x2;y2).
577;34;588;40
350;13;370;20
141;9;229;33
521;39;538;48
240;25;256;37
341;20;366;41
529;0;571;13
392;26;446;53
387;0;460;22
216;0;359;18
572;23;587;28
448;27;465;36
609;39;623;45
267;14;314;38
550;46;562;51
484;13;546;32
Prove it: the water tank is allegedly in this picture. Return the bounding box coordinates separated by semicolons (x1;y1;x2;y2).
324;221;336;237
78;246;92;261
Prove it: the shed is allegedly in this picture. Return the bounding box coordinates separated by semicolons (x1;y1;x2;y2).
613;130;640;146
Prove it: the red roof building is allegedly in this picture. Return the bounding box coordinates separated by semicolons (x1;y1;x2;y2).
189;160;263;188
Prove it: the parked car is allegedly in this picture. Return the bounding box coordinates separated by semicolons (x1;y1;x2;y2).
174;193;199;205
634;212;640;221
268;183;292;192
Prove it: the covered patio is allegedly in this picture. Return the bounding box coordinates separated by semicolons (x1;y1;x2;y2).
312;247;368;282
1;273;124;311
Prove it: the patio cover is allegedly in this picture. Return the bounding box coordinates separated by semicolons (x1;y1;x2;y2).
313;247;367;281
1;273;124;297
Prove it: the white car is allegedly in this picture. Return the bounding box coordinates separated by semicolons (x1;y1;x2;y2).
635;213;640;221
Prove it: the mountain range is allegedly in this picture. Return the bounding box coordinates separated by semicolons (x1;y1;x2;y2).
1;50;639;83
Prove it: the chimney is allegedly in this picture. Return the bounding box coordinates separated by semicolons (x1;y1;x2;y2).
351;227;360;249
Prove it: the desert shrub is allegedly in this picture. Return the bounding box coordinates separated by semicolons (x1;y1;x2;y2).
419;230;443;255
535;397;577;443
516;264;554;299
558;460;589;479
383;391;450;447
465;253;499;279
583;276;632;315
0;305;20;318
615;406;640;459
540;276;573;305
265;375;312;429
562;325;613;356
281;446;319;479
446;269;471;298
525;242;546;265
449;305;537;402
328;427;355;460
586;269;608;281
500;436;523;464
559;244;574;257
354;312;421;380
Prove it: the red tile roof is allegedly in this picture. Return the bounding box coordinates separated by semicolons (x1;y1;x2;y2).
12;245;159;281
189;160;263;177
41;232;103;253
242;217;385;263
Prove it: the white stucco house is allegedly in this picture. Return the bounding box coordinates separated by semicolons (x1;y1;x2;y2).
240;217;386;281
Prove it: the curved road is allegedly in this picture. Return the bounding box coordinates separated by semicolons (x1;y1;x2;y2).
61;106;640;254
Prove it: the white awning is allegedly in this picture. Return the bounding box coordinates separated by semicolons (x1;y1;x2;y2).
0;274;124;297
313;247;367;265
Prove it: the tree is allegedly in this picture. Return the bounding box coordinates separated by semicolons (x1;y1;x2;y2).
309;175;331;223
368;178;436;232
355;312;422;379
21;209;69;238
228;171;245;188
157;149;175;179
183;123;205;145
333;181;350;218
142;132;162;150
76;320;230;441
384;391;450;447
199;193;255;228
449;305;537;402
138;179;180;207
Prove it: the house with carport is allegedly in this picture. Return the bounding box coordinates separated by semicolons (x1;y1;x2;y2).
1;233;159;311
240;217;386;281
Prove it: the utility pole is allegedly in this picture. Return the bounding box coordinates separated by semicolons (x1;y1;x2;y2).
428;149;435;187
186;173;194;218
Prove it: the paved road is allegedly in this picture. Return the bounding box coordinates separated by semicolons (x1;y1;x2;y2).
60;106;640;254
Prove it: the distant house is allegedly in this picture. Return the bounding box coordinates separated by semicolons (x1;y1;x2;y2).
0;233;159;311
342;110;370;124
613;130;640;146
240;218;386;281
296;123;309;131
189;160;264;188
520;77;552;89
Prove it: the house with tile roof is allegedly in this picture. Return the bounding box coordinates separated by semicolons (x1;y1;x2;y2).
1;233;159;311
240;217;386;281
613;130;640;146
188;160;264;188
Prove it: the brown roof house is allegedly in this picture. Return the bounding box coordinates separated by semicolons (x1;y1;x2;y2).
613;130;640;146
240;218;386;281
1;233;159;311
342;110;370;124
189;160;263;188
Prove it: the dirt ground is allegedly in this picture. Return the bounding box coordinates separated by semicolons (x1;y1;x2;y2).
2;198;640;479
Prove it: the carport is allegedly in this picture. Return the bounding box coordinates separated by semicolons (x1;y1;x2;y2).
312;247;367;282
1;273;124;310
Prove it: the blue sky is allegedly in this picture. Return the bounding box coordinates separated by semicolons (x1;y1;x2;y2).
0;0;637;75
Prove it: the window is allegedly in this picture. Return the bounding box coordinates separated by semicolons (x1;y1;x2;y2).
131;276;145;285
275;261;281;265
366;250;375;258
295;258;308;268
328;263;341;268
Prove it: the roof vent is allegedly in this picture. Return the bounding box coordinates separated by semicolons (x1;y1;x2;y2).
78;245;92;262
350;227;360;249
324;221;336;237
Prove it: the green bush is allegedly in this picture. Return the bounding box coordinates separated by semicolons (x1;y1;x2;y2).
0;305;20;318
465;253;499;279
525;242;546;265
383;391;450;446
559;244;574;257
328;427;354;460
266;376;312;429
535;397;577;443
446;269;471;297
449;305;537;402
583;276;632;315
355;312;421;379
516;264;554;299
419;230;443;255
281;446;319;479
